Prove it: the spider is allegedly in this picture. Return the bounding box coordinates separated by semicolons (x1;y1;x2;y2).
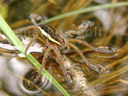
11;15;115;86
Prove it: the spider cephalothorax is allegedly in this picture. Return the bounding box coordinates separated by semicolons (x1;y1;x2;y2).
39;24;65;46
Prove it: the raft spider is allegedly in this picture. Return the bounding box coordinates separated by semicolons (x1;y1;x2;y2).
18;14;115;85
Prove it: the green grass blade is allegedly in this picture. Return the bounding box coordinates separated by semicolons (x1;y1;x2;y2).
0;15;70;96
42;2;128;24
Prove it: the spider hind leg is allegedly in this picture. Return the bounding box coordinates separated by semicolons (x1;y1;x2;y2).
53;46;71;86
68;43;101;73
68;39;116;54
32;47;51;86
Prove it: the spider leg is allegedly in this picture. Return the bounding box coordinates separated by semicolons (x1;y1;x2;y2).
14;25;37;33
68;43;100;73
67;39;115;53
25;36;37;55
33;47;51;85
25;36;45;55
53;46;71;86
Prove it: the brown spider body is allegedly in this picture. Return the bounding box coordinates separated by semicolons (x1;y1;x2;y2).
22;21;117;86
0;21;116;86
22;24;72;85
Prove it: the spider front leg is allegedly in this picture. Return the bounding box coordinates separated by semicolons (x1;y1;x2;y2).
25;36;45;55
25;36;37;55
24;35;49;85
53;46;71;86
67;43;100;73
33;47;51;85
14;25;37;33
67;39;115;53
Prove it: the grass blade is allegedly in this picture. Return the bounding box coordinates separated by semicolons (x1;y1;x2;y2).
42;2;128;24
0;14;70;96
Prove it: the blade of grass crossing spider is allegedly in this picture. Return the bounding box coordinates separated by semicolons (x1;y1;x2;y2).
0;15;25;54
0;15;70;96
26;54;70;96
42;2;128;24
